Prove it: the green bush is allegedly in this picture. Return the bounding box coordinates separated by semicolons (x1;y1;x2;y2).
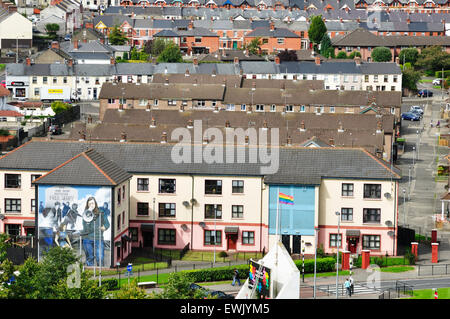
218;251;228;258
101;278;119;291
435;70;450;78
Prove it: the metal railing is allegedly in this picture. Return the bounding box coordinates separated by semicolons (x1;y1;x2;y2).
379;281;414;299
418;264;450;276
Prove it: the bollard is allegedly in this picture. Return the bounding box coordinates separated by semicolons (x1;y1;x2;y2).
432;243;439;263
431;229;437;243
411;242;418;260
362;250;370;269
342;251;350;270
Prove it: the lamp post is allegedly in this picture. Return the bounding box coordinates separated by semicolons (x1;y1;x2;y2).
213;204;218;265
152;197;156;255
403;188;406;226
412;146;415;166
301;240;305;283
408;165;412;201
313;227;320;299
335;211;341;299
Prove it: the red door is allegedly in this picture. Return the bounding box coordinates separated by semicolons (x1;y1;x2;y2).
348;238;358;253
227;234;237;250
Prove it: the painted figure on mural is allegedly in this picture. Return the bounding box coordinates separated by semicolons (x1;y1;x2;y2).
55;220;72;249
80;197;110;267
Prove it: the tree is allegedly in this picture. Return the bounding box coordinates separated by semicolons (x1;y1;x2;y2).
402;68;421;92
130;47;139;60
145;38;167;56
245;37;262;55
0;233;9;263
157;42;183;63
45;23;59;38
308;15;327;52
399;48;419;66
319;34;333;58
8;257;40;299
51;101;71;114
113;279;148;299
415;45;450;72
149;273;207;299
277;49;297;62
336;51;348;59
109;26;128;45
348;51;361;59
54;270;106;299
371;47;392;62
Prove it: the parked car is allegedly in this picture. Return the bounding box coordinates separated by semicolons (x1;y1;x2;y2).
5;51;15;57
401;112;421;121
432;78;443;86
418;89;433;97
189;283;234;299
410;105;424;115
48;125;62;135
0;80;6;88
64;34;72;41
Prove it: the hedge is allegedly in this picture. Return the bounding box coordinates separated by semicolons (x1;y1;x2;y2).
101;278;119;291
180;257;337;283
435;70;450;78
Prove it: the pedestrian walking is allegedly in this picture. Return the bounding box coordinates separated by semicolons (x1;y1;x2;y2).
349;275;354;296
232;268;241;286
344;278;351;297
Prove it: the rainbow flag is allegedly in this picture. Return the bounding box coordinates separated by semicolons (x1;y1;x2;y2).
279;192;294;205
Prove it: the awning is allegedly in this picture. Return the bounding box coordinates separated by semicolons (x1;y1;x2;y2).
141;223;154;231
225;226;239;234
23;220;35;227
346;230;360;237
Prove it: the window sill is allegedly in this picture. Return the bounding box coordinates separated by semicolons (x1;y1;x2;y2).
363;198;382;201
363;222;381;225
341;196;355;199
205;194;223;197
4;188;22;190
136;190;150;193
158;193;177;196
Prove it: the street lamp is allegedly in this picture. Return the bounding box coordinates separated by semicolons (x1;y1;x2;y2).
335;211;341;299
408;165;412;200
213;204;217;264
412;146;415;166
313;227;320;299
403;188;406;226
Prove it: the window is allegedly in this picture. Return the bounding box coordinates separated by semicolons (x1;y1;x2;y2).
300;105;306;112
205;180;222;195
342;183;354;196
34;88;40;96
117;214;121;230
158;228;176;245
122;185;125;199
159;203;176;217
285;105;293;112
384;75;388;83
226;104;235;111
232;180;244;193
64;77;68;84
363;208;381;223
329;234;342;248
168;100;177;106
139;99;148;106
6;199;21;213
32;77;37;84
5;174;21;188
330;106;335;113
393;75;398;83
137;202;149;216
108;98;115;104
255;104;264;112
363;235;380;250
271;104;277;112
205;204;222;219
195;37;202;43
31;174;42;186
374;75;378;82
364;184;381;199
159;179;176;193
341;208;353;221
154;99;159;106
277;38;284;44
137;178;149;191
5;224;20;237
232;205;244;218
204;230;221;246
129;227;138;242
43;77;48;84
242;231;254;245
240;104;246;111
117;187;121;204
364;75;369;82
31;199;36;212
196;100;205;107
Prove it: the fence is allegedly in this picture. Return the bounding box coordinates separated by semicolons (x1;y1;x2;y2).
49;104;80;127
379;281;414;299
417;264;450;276
6;246;37;265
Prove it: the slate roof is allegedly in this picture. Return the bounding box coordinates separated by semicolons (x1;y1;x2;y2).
33;149;132;186
0;139;401;184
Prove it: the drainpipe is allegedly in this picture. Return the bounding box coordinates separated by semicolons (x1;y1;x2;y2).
191;174;194;250
260;177;264;254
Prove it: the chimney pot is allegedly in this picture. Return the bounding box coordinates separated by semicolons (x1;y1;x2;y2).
315;56;321;65
275;56;280;65
26;57;31;66
193;58;198;66
161;132;167;143
73;39;79;49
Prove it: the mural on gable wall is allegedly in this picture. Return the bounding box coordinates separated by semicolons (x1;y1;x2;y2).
37;185;112;268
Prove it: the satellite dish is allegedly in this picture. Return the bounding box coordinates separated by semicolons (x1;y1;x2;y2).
385;220;393;227
387;231;395;237
384;193;392;199
182;201;190;207
190;198;197;206
199;222;206;228
0;214;4;220
181;224;188;231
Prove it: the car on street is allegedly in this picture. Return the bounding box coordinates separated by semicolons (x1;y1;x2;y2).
410;105;424;115
5;51;15;57
189;283;234;299
417;89;433;97
401;112;421;121
0;80;6;88
64;34;72;41
432;78;443;85
48;125;62;135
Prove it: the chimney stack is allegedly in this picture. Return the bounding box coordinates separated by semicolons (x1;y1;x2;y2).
26;57;31;66
110;57;116;65
252;81;256;90
338;121;344;132
120;132;127;142
78;131;86;141
185;68;190;76
51;41;60;50
67;59;74;67
187;119;193;128
299;120;306;131
315;56;321;65
193;57;198;66
165;77;169;85
275;56;280;65
73;39;79;49
270;21;275;31
161;132;167;143
234;57;239;65
150;117;156;128
225;120;231;128
286;136;292;146
329;138;334;146
354;56;361;65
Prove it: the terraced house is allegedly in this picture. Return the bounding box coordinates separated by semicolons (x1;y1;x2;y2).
0;139;400;265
